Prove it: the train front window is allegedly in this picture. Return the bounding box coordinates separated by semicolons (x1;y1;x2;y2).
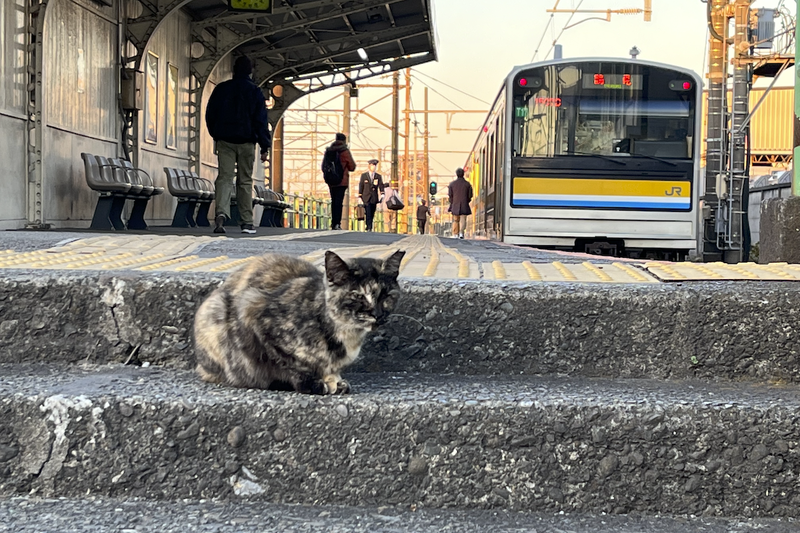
512;63;695;159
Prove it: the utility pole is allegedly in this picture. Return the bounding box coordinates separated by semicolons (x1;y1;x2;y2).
423;87;430;210
391;71;399;193
273;118;284;193
401;68;411;234
342;86;351;229
702;0;731;262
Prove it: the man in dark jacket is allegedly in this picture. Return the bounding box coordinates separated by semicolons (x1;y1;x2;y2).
448;167;473;239
205;55;271;234
416;199;430;234
323;133;356;230
358;159;385;232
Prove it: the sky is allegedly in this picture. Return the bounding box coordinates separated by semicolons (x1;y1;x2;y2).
286;0;793;189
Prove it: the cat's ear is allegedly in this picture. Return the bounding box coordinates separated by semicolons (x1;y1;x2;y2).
382;250;405;278
325;251;351;286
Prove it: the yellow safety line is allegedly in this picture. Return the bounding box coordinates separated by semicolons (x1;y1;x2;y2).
458;259;470;278
492;260;507;280
582;262;613;282
63;252;129;269
711;262;759;279
552;261;577;281
136;255;200;271
174;256;230;271
32;251;120;268
611;262;650;282
687;263;725;279
102;253;167;270
522;261;542;281
209;256;258;272
645;262;686;280
422;242;439;277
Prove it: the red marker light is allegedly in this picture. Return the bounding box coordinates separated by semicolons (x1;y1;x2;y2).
683;81;692;90
518;78;528;87
483;126;489;132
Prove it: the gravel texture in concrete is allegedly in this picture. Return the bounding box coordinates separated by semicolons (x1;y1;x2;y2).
0;497;797;533
2;270;800;382
1;364;799;518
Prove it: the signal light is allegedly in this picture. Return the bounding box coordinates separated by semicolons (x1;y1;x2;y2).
518;78;528;87
683;81;692;90
429;182;437;195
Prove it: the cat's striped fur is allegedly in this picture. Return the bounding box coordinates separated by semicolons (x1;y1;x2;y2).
194;250;405;394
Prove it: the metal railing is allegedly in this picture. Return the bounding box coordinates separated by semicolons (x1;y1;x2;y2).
283;193;332;229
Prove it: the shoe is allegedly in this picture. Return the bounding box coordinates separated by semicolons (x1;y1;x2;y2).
332;224;342;230
241;224;256;234
459;233;464;239
213;215;226;234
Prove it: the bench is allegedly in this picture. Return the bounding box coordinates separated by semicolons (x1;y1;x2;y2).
163;168;215;228
254;184;291;227
81;153;164;230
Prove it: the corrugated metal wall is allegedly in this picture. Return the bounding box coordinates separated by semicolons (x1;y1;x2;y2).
0;0;29;229
44;0;119;225
700;86;793;163
138;9;193;224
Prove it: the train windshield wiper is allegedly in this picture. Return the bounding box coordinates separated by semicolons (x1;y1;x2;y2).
627;153;678;167
561;151;627;166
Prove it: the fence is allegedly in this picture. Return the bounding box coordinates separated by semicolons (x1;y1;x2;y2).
748;170;792;244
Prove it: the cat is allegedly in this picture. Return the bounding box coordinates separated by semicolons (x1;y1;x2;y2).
193;249;405;395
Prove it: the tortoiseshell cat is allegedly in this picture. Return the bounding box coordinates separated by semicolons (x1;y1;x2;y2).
194;250;405;394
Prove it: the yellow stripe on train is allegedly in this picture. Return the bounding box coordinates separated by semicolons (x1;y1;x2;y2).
513;177;690;198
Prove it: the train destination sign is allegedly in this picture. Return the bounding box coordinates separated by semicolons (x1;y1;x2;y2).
582;73;642;90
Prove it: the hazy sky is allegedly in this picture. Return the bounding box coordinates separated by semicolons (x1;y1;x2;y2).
290;0;791;185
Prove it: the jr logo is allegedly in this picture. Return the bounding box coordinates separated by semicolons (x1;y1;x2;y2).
665;186;682;196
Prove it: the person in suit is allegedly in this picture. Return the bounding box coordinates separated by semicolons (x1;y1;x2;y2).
358;159;385;232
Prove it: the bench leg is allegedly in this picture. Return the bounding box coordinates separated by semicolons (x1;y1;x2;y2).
186;200;198;227
171;201;193;228
260;207;284;228
196;201;211;227
110;196;127;230
127;198;149;230
90;196;116;230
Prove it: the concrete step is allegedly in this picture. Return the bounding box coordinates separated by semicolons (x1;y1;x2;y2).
1;363;799;519
1;496;797;533
2;270;800;382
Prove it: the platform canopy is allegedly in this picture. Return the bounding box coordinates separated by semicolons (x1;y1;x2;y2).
151;0;437;97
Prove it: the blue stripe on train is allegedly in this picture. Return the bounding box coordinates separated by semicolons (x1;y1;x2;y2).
513;199;691;209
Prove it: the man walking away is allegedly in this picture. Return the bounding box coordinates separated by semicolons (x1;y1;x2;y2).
358;158;385;232
416;199;430;234
322;133;356;230
448;168;473;239
205;55;271;235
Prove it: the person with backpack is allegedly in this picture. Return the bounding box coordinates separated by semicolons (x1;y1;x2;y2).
205;55;271;235
358;159;385;232
322;133;356;230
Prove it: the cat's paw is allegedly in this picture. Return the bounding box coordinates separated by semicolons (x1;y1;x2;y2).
297;376;330;395
334;379;351;395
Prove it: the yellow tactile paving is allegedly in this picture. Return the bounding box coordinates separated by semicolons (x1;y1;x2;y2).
645;261;800;281
6;233;800;283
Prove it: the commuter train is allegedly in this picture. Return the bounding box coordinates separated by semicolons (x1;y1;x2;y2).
464;58;702;260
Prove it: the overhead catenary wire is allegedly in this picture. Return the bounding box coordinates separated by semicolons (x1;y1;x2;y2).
411;70;491;106
545;0;587;60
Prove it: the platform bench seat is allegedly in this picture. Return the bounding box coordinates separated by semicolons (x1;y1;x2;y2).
81;153;164;230
254;184;291;227
163;168;215;228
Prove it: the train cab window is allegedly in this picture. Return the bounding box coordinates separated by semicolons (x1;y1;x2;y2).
513;62;696;160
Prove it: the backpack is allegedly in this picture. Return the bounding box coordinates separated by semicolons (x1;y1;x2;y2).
321;148;344;186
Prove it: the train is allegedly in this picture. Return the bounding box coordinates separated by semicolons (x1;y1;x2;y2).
464;58;702;261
